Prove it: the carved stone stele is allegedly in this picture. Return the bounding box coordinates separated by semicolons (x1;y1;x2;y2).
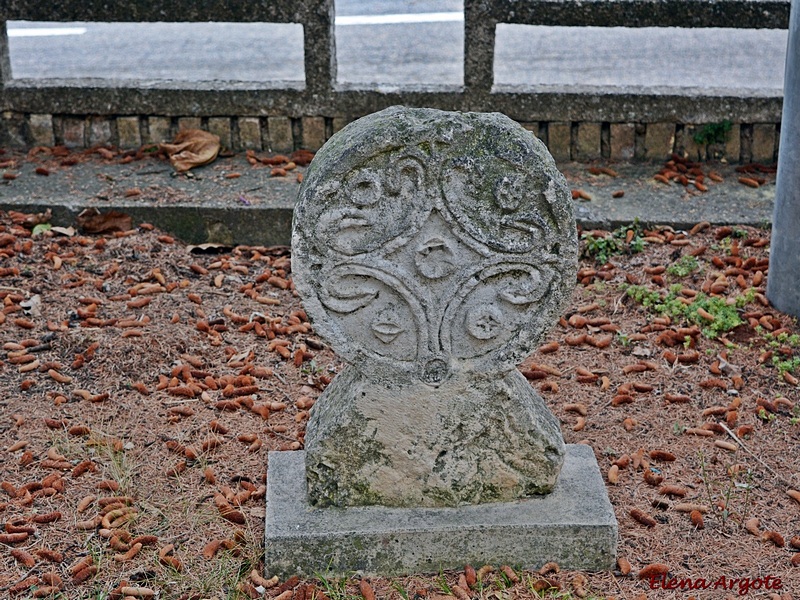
292;107;577;508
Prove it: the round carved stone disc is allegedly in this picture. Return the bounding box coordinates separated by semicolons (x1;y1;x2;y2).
292;107;577;507
292;106;577;385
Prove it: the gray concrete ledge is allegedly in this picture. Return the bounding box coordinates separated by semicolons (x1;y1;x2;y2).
4;0;788;28
0;157;773;246
477;0;790;29
264;445;617;578
1;83;782;124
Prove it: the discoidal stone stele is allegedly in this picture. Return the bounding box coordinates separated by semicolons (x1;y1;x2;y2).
292;106;578;508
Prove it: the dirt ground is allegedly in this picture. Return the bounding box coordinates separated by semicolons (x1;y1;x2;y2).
0;204;797;599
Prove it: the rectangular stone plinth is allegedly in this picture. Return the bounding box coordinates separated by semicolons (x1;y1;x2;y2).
264;445;617;577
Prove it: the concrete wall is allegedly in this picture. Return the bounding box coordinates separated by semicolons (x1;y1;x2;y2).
0;0;790;161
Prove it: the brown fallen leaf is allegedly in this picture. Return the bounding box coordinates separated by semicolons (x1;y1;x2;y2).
291;149;315;166
51;226;76;236
638;563;669;580
359;578;376;600
744;517;761;536
160;129;220;172
690;510;704;529
76;208;133;234
617;556;632;575
8;209;52;228
761;530;785;547
630;507;657;527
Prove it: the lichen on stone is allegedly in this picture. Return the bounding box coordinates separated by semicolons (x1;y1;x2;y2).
292;107;577;508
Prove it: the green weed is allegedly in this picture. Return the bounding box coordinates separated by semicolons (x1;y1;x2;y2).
615;333;631;347
390;581;410;600
773;356;800;376
757;406;777;423
666;255;699;277
697;450;754;528
622;284;751;339
581;221;645;265
316;572;360;600
435;572;453;595
764;331;800;348
791;404;800;425
693;120;732;146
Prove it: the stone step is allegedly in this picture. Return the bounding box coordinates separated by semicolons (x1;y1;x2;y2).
0;153;773;245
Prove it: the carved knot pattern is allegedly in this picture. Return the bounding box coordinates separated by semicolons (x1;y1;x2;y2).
293;107;577;385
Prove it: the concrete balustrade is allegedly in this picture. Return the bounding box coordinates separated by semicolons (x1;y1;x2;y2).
0;0;790;158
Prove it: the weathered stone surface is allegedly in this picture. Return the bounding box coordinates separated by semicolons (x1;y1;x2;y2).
28;114;55;147
547;121;572;161
332;116;349;134
87;116;112;147
208;117;232;149
680;124;706;162
237;117;262;150
267;116;294;153
644;122;675;161
610;123;635;161
575;122;601;161
292;106;577;508
301;116;326;151
752;123;777;164
768;2;800;317
117;117;142;149
724;123;742;162
519;121;539;136
177;117;202;132
0;111;27;148
264;446;618;576
60;116;86;148
305;367;565;507
147;116;172;144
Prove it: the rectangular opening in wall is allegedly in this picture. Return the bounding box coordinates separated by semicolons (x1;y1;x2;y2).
335;1;463;86
494;24;786;91
7;22;305;84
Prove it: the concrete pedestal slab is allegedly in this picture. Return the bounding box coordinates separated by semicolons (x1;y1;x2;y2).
264;445;617;577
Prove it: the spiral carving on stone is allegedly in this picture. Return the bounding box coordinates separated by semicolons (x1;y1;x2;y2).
292;107;577;385
293;107;579;508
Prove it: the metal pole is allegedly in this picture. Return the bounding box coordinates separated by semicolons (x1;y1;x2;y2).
767;0;800;317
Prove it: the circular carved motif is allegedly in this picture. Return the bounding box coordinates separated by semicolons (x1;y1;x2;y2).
292;107;578;384
415;237;457;279
465;305;504;340
420;358;449;385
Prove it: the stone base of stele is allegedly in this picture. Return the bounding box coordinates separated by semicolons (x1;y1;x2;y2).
264;444;617;577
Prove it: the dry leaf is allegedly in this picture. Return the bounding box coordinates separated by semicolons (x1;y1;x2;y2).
51;226;76;236
76;208;133;234
227;348;253;364
8;209;52;228
160;129;220;172
20;295;42;318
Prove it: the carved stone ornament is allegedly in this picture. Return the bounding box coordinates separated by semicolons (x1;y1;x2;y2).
292;107;578;508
